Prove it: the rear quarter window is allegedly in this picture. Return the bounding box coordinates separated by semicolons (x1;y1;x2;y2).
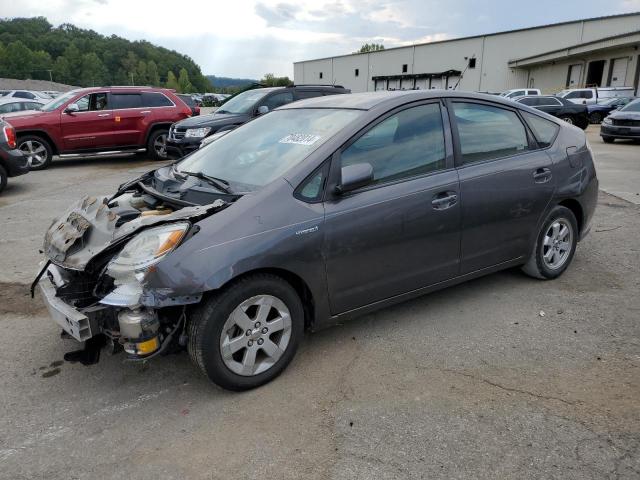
522;112;559;148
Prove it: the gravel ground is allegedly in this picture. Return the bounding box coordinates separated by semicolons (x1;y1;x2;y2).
0;132;638;479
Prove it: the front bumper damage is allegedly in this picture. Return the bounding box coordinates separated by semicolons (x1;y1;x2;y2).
34;194;226;364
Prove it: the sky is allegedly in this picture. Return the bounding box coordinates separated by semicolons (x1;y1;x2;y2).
2;0;640;78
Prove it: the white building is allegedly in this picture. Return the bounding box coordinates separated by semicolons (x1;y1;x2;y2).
293;12;640;95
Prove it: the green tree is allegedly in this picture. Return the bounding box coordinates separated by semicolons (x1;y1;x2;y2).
147;60;160;86
355;43;385;53
260;73;292;87
136;59;148;85
79;52;107;86
177;68;194;93
165;70;179;90
0;40;35;78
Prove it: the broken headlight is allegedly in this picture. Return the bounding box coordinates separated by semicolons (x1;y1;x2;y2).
107;222;190;278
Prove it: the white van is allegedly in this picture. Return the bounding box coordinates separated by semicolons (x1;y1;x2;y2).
555;87;635;105
499;88;541;99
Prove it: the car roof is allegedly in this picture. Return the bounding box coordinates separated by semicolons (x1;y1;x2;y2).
0;97;45;104
279;90;520;111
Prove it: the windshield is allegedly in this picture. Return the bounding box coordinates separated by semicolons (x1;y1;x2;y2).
216;89;271;114
620;99;640;112
40;91;78;112
177;108;362;190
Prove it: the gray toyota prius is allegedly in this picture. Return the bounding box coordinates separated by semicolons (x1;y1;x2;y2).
35;91;598;390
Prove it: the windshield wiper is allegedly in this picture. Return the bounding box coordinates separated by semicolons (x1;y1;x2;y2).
180;170;233;194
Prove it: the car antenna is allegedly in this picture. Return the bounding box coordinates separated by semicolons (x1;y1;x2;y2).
453;54;475;91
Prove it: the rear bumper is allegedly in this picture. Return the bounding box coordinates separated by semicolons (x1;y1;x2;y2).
0;148;29;177
600;124;640;139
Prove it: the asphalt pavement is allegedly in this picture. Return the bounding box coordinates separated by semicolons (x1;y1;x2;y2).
0;127;638;479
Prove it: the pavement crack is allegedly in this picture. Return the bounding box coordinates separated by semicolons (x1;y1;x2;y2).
444;368;582;406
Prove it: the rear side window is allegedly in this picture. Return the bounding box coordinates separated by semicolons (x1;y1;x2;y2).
340;103;446;185
453;102;529;164
519;97;538;106
142;92;174;107
522;112;560;148
112;93;142;109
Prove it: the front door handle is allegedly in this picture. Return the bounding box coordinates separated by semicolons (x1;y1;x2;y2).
432;191;458;210
97;113;110;117
141;110;151;114
533;167;552;183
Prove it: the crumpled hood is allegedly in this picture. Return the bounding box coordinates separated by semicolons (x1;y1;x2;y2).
44;195;225;270
173;112;249;128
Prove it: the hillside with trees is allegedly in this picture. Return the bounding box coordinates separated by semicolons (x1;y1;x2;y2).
0;17;211;92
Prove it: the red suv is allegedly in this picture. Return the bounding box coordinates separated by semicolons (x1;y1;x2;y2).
2;87;192;170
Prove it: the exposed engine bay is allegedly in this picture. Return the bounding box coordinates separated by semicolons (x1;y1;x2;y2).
33;165;236;364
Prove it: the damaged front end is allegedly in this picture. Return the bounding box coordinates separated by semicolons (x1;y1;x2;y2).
33;186;227;364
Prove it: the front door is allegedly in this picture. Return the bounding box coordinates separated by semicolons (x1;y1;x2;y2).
449;100;555;274
60;92;114;151
323;102;461;314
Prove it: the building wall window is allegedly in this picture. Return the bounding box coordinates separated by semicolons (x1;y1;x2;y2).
468;58;476;69
402;64;408;73
319;72;323;79
355;68;359;77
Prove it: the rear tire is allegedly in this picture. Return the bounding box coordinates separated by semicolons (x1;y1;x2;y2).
601;136;615;144
17;135;53;170
0;164;7;193
188;274;304;391
147;129;169;160
522;206;578;280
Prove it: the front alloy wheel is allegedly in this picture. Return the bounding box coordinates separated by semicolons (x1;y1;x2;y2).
18;136;53;170
189;274;304;390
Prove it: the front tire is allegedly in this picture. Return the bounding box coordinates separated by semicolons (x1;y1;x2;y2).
17;135;53;170
589;112;602;124
559;115;574;126
522;206;578;280
147;129;169;160
188;274;304;391
601;136;615;144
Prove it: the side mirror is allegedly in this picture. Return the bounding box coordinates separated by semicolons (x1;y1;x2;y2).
65;103;79;113
582;100;587;105
335;163;373;194
257;105;269;115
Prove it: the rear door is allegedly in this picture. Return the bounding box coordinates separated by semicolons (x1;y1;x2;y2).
534;97;563;116
60;92;114;151
323;101;461;313
449;99;555;274
109;92;146;147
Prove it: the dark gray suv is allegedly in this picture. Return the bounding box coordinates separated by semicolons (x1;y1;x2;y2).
35;91;598;390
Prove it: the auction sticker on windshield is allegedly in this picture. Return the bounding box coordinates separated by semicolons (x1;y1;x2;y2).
279;134;321;146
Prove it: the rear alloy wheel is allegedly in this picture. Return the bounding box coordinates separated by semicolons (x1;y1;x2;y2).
560;116;574;125
589;112;602;124
18;135;53;170
522;206;578;280
147;129;169;160
0;164;7;193
188;274;304;391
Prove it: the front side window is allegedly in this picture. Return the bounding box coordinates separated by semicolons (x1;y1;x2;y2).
565;91;582;99
522;112;559;148
453;102;529;164
14;91;35;99
177;108;362;190
262;92;294;111
340;103;446;185
539;97;561;106
75;93;108;111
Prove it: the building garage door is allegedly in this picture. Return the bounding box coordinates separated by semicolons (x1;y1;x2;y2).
610;58;629;87
430;77;443;89
415;78;428;90
446;76;460;89
567;64;582;87
400;77;414;90
374;79;387;91
387;79;400;90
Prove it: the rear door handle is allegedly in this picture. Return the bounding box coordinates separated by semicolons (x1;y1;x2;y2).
97;113;110;117
533;167;552;183
432;191;458;210
141;110;151;114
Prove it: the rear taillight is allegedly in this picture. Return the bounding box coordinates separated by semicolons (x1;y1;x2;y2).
3;124;16;149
